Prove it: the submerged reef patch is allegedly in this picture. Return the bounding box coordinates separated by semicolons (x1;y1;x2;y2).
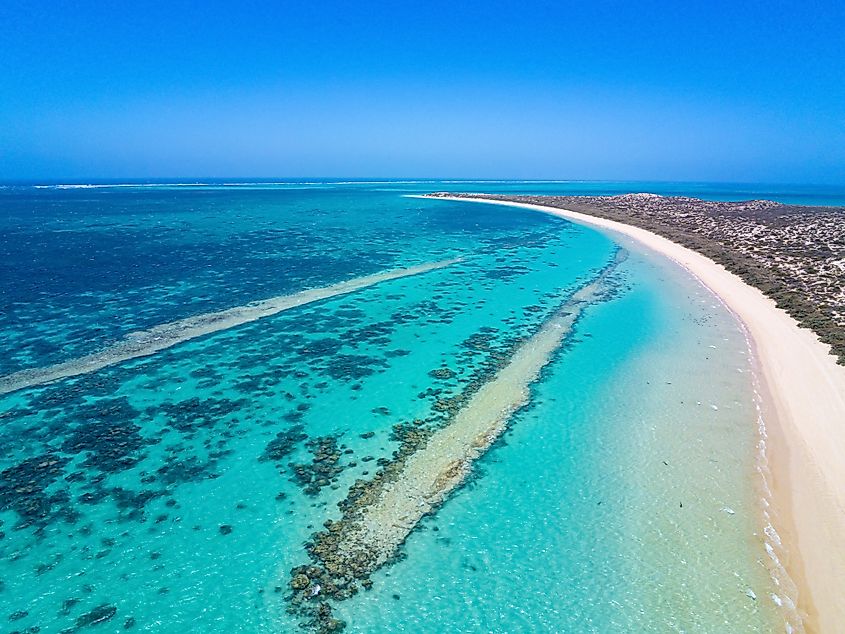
290;435;348;497
284;249;628;632
0;258;460;395
0;453;70;529
61;397;149;473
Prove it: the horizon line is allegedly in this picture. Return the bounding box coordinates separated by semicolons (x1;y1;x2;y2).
3;177;845;189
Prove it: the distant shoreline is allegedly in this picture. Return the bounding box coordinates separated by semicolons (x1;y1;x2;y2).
419;194;845;634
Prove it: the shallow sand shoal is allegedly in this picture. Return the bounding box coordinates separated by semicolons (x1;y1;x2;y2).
0;258;460;395
423;195;845;633
334;265;618;571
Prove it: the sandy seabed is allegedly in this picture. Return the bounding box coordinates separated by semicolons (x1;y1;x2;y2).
0;258;459;396
424;195;845;634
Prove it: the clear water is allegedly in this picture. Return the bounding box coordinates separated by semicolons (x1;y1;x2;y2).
0;182;799;632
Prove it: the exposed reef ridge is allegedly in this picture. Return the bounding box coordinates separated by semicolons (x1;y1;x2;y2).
0;258;460;395
286;249;627;632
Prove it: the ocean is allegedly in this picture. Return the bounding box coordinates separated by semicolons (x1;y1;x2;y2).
1;180;826;632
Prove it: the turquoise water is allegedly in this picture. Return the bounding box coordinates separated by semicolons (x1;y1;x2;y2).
0;182;798;632
334;238;782;632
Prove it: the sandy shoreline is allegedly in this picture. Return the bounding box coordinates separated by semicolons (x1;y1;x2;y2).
421;195;845;633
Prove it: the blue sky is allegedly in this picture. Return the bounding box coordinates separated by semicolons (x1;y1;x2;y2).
1;0;843;182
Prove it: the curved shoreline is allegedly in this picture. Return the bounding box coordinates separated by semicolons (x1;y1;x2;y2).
420;195;845;633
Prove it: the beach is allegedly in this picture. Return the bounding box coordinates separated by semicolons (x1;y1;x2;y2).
425;195;845;632
2;181;831;632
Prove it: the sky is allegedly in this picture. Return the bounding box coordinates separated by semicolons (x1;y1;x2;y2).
1;0;843;183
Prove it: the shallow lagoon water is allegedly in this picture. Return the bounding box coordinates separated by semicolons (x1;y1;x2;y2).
335;237;785;632
0;182;793;632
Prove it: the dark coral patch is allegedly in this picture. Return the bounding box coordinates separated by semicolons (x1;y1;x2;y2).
323;355;387;381
61;397;148;473
0;452;69;528
289;435;345;496
261;425;308;463
159;396;247;434
75;604;117;628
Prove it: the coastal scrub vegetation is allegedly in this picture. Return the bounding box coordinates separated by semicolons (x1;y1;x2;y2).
432;193;845;365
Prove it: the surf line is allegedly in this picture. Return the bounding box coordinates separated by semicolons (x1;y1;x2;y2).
0;258;460;396
286;248;627;632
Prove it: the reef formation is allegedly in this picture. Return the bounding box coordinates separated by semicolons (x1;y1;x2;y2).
285;249;627;632
0;258;460;395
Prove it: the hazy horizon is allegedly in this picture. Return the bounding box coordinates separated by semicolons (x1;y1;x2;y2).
5;177;845;189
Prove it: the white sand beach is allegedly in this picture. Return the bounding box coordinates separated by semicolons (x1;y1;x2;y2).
427;195;845;633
